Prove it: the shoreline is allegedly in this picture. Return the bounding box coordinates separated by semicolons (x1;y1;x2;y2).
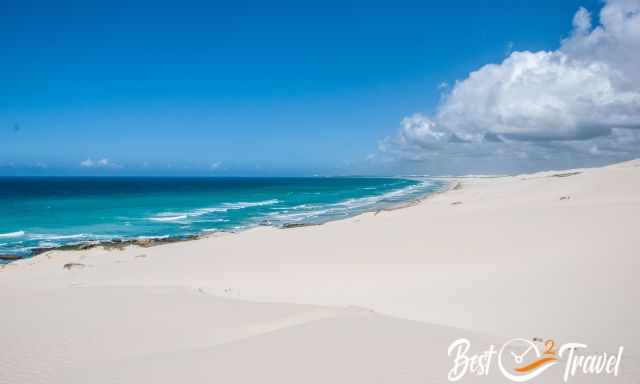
1;179;452;262
1;160;638;383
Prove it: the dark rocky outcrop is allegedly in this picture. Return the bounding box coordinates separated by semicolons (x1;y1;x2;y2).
550;171;582;178
281;223;320;229
31;235;202;256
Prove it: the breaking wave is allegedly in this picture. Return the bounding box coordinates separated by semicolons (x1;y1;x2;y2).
0;231;25;238
148;199;280;222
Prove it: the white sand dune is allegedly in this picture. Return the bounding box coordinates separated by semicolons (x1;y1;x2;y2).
1;160;639;383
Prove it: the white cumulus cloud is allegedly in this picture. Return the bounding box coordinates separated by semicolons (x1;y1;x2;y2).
80;159;95;167
80;158;119;168
381;0;640;170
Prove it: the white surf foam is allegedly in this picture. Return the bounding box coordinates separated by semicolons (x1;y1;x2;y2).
29;233;88;240
149;214;188;222
38;241;61;248
266;180;437;225
136;235;170;240
149;199;280;222
221;199;279;209
0;231;25;238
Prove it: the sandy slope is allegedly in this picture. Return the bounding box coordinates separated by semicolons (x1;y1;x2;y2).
1;160;639;383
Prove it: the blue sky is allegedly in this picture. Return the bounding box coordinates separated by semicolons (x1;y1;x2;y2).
5;0;639;176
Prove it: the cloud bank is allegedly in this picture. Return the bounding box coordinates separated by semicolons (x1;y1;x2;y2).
80;158;120;169
380;0;640;172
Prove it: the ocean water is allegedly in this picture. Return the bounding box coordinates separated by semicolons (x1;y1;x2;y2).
0;177;443;260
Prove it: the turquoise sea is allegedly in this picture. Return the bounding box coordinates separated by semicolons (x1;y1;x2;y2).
0;177;443;260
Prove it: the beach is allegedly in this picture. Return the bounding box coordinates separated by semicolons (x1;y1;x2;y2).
1;160;639;383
